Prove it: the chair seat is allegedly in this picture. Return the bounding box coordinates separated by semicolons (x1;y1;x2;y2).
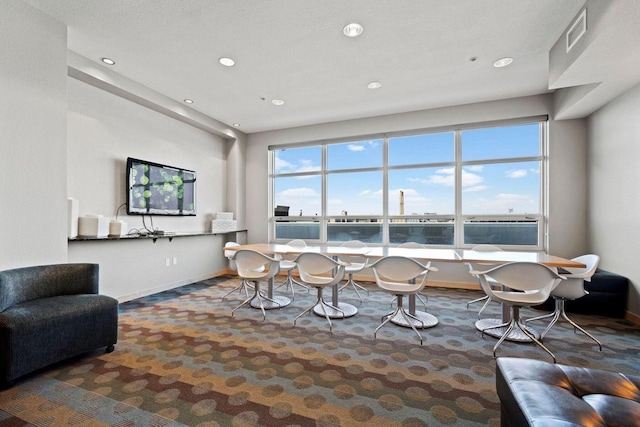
492;289;549;306
376;281;423;296
344;261;366;273
280;260;296;270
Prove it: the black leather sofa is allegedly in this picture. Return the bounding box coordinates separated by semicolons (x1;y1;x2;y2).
0;263;118;387
497;357;640;426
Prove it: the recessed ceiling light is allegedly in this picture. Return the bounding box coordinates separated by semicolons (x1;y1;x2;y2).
343;23;363;37
233;123;240;127
101;57;115;65
367;81;382;89
493;57;513;68
184;99;194;104
219;57;235;67
272;99;285;106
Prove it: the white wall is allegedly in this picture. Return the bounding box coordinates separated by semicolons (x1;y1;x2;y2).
66;77;235;300
246;94;589;285
547;118;588;257
587;82;640;317
0;0;68;270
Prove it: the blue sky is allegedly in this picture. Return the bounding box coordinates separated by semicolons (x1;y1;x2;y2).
274;124;540;216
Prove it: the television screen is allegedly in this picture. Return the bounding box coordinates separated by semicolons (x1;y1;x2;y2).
126;157;196;216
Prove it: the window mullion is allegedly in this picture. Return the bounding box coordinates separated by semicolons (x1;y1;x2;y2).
454;130;463;247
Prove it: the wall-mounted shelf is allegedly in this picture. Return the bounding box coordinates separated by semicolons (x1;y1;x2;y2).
69;230;247;243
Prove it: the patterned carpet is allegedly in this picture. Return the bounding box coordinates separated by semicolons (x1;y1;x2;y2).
1;275;638;427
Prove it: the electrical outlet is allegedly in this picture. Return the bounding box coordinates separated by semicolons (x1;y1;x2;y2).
173;257;178;265
165;258;171;267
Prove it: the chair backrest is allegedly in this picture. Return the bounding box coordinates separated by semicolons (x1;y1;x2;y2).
552;254;600;300
563;254;600;280
0;264;99;312
224;242;240;271
473;262;564;297
233;250;280;280
467;244;503;274
339;240;368;264
282;239;306;261
294;253;346;286
398;242;425;248
369;256;436;293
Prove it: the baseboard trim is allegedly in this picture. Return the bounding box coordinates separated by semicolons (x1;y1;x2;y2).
117;270;228;302
625;311;640;326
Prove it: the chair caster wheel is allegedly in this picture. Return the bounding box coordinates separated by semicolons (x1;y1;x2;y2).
106;344;115;353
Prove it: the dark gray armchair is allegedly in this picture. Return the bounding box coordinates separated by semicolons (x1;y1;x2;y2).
0;263;118;387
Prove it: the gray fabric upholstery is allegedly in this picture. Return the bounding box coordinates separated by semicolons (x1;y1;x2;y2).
0;264;118;387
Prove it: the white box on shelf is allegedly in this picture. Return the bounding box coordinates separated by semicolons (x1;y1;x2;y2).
215;212;234;220
78;215;110;237
211;219;237;232
109;220;128;237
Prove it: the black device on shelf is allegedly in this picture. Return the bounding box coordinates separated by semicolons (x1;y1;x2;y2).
126;157;196;216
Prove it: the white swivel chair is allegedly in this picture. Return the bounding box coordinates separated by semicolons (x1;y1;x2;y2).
465;244;503;318
231;249;281;320
525;254;602;350
369;256;438;345
472;262;565;362
338;240;369;302
276;239;310;299
293;253;347;331
397;242;429;309
223;242;256;299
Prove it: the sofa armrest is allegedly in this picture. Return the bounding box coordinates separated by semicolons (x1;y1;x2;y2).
0;264;99;312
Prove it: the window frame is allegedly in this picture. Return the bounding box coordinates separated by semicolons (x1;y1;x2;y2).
269;117;547;250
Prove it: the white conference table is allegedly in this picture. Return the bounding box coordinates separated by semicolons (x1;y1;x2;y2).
226;243;584;337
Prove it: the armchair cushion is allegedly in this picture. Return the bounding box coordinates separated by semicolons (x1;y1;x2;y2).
496;357;640;426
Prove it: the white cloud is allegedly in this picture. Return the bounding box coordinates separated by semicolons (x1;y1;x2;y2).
506;169;527;178
464;192;538;214
466;165;484;172
348;144;365;152
463;185;488;192
274;155;320;173
274;155;294;172
278;187;319;198
424;167;484;188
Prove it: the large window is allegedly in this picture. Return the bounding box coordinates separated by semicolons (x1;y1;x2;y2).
270;119;546;249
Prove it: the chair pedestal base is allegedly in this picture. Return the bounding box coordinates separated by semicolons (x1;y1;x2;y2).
525;298;602;350
390;311;438;329
251;295;291;310
222;279;254;300
475;318;539;342
339;276;369;302
313;302;357;318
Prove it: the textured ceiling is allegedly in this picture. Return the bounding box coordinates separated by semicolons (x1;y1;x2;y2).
23;0;605;133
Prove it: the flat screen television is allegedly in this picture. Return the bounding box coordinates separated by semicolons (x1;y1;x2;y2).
126;157;196;216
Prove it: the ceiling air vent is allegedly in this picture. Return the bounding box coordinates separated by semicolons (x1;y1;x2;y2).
566;8;587;53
